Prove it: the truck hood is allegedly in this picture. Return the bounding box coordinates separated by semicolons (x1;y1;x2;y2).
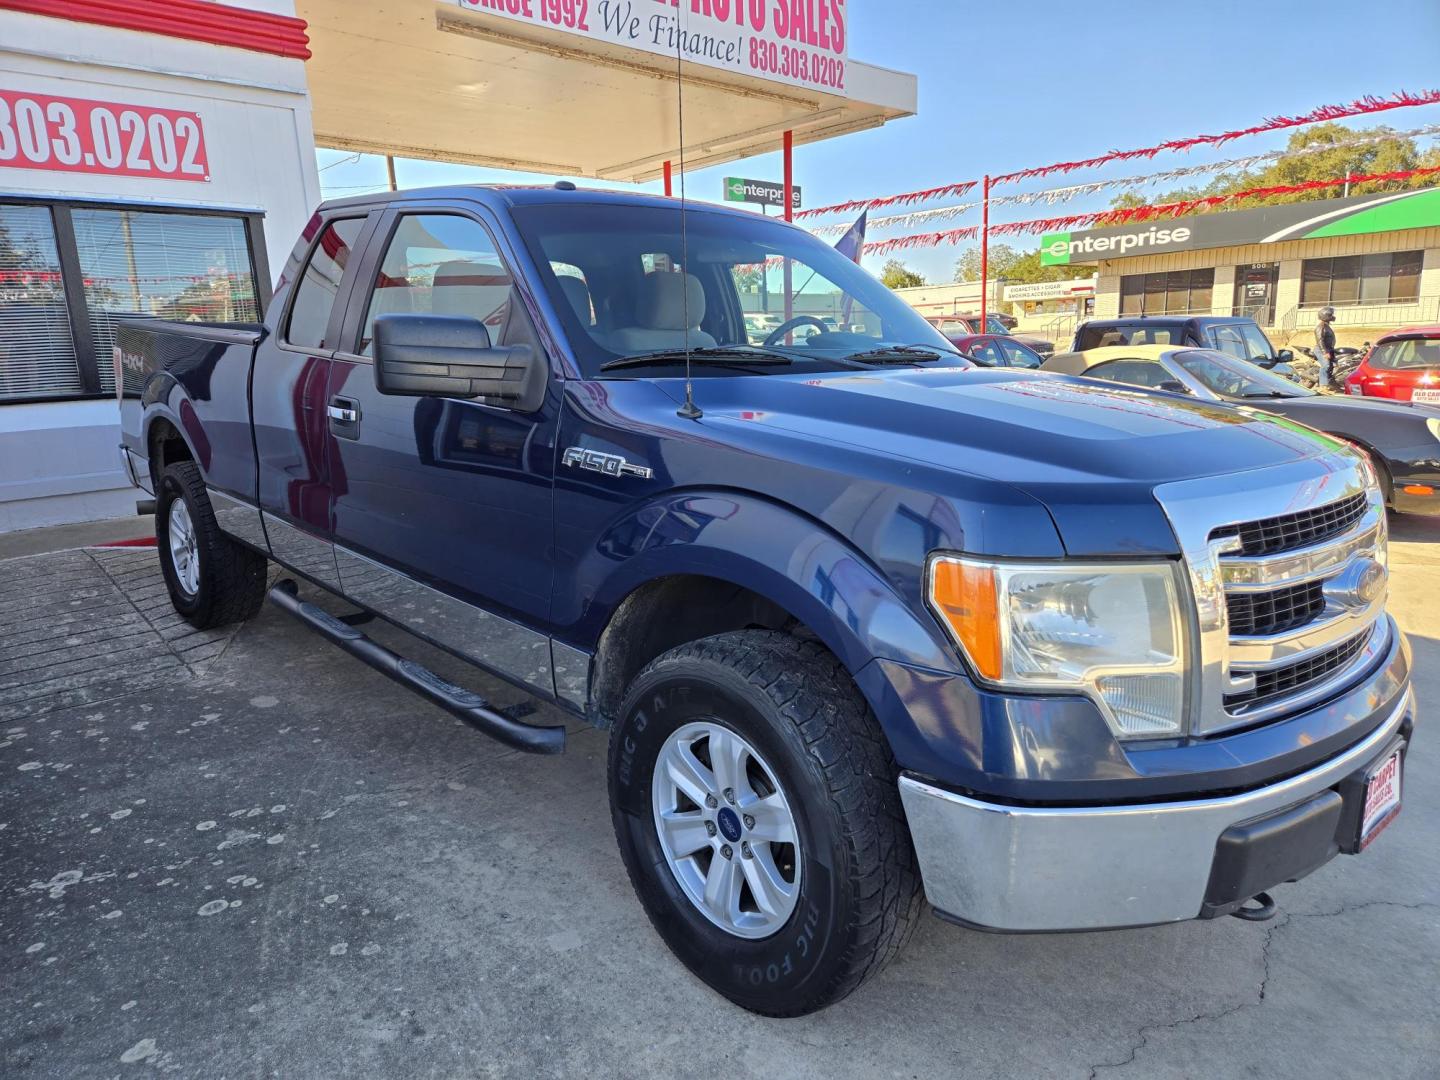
687;366;1347;556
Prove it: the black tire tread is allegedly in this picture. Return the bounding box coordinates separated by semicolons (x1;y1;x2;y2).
160;462;267;629
622;629;923;1015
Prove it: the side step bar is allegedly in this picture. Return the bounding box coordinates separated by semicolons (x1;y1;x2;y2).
267;580;565;755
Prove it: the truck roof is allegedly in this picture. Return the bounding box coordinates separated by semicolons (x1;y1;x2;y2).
317;182;770;223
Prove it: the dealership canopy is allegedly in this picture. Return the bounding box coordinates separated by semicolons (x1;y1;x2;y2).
297;0;916;182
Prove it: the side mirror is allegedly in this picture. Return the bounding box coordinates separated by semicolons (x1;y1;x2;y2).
373;314;536;403
1157;380;1191;394
1276;348;1294;363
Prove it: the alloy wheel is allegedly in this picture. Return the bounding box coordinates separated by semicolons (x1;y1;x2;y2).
651;720;801;939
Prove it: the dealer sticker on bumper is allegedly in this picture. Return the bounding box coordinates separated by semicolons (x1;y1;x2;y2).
1360;750;1402;850
1413;389;1440;404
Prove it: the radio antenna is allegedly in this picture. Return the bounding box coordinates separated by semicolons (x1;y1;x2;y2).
674;4;701;420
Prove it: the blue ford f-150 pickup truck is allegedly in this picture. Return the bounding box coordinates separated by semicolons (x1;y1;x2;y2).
115;185;1414;1016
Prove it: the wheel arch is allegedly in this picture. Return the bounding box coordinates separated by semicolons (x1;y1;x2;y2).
577;493;961;729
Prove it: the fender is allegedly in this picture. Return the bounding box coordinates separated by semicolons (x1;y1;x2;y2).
566;489;965;681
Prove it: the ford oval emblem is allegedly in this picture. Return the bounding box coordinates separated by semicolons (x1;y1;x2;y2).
1355;559;1387;605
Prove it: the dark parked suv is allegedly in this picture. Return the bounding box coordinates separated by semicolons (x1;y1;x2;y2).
1074;315;1294;370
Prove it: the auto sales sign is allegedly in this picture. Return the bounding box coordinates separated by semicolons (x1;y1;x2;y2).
455;0;850;96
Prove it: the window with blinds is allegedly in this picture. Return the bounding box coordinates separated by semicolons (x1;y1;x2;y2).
71;209;260;393
0;204;83;401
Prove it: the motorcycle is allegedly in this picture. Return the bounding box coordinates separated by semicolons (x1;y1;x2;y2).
1290;344;1369;392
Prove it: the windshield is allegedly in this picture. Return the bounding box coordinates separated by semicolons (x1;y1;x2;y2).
1172;349;1311;398
511;202;964;377
1208;322;1277;363
1369;337;1440;370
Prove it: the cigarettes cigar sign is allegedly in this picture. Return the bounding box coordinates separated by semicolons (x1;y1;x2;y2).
455;0;849;96
1041;186;1440;265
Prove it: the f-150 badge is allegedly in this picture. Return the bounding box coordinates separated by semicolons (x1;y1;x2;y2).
563;447;653;480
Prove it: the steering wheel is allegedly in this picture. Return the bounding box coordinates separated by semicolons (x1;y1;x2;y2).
763;316;829;347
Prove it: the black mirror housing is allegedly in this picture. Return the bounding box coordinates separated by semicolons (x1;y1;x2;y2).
1157;380;1191;394
1275;348;1294;363
373;314;537;403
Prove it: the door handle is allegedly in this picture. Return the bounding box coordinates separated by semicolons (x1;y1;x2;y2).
327;396;361;439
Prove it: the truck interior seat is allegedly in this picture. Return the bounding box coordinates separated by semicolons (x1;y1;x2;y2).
609;272;717;353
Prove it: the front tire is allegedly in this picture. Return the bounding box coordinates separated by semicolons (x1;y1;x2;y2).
608;630;921;1016
156;461;267;629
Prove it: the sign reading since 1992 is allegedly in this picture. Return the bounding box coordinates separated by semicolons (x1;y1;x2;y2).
0;90;211;183
456;0;849;96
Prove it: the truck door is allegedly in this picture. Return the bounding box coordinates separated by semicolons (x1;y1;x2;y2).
251;213;373;590
324;208;560;698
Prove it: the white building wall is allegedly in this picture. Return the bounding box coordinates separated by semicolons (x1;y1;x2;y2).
0;7;321;532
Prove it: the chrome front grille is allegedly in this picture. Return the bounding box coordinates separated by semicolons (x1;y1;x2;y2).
1154;453;1389;737
1209;491;1367;557
1225;580;1325;637
1222;629;1371;711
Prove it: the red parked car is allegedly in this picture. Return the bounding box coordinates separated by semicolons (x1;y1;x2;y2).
1345;326;1440;404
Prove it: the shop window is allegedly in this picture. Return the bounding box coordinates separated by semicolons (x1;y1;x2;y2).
1119;269;1214;315
285;217;365;349
1299;251;1423;307
71;209;259;392
0;204;81;401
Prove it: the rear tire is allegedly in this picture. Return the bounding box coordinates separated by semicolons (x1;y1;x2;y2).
608;630;922;1016
156;461;267;629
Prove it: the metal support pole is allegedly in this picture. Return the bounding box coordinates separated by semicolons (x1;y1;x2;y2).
980;174;990;329
663;160;673;197
783;130;794;333
386;155;398;192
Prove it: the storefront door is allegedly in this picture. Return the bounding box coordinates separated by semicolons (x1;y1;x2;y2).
1232;263;1280;325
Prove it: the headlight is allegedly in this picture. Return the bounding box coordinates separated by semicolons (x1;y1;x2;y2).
1427;418;1440;442
928;556;1188;739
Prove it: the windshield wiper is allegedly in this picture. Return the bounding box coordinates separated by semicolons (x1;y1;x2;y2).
843;345;949;365
1240;391;1288;398
600;346;794;372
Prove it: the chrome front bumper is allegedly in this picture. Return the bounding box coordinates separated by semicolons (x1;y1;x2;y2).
899;685;1413;932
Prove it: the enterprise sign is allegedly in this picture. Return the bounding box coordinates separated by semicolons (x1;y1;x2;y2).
1041;186;1440;265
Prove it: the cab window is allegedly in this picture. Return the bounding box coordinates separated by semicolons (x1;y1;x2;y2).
998;338;1042;369
1086;359;1176;389
1369;338;1440;370
357;214;528;356
967;338;1005;366
1078;325;1178;349
285;217;365;349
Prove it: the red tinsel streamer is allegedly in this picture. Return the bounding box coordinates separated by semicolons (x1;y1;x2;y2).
993;90;1440;185
796;89;1440;219
793;181;977;220
860;165;1440;254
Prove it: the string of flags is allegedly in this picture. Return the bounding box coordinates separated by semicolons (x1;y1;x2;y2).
855;164;1440;256
794;89;1440;222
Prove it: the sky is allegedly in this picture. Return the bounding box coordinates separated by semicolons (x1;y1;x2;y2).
315;0;1440;284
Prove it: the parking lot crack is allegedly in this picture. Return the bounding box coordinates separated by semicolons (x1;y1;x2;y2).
1086;898;1439;1077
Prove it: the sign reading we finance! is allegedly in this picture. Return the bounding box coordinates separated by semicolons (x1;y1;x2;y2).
0;90;210;182
457;0;849;96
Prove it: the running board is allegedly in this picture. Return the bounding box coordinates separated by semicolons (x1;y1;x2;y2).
267;580;565;755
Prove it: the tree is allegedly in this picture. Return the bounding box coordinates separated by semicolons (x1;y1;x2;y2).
880;259;925;289
953;243;1082;284
1109;123;1438;211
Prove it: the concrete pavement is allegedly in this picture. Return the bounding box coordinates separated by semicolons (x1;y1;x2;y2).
2;518;1437;1078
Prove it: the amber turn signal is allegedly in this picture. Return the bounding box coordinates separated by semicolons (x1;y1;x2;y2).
930;558;1002;680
